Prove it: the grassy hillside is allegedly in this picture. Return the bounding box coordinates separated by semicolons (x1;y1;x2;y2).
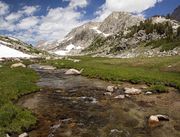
46;56;180;89
0;62;39;136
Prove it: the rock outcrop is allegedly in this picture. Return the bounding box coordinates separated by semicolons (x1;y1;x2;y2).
171;5;180;22
148;114;169;128
98;12;144;34
65;68;83;75
11;63;26;68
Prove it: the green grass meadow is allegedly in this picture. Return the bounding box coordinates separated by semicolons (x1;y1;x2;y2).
46;56;180;89
0;63;39;136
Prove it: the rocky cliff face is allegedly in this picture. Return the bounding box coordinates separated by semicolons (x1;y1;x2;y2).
37;12;144;56
98;12;144;34
171;5;180;22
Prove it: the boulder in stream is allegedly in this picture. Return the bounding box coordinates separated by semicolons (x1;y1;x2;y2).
104;92;112;96
39;65;56;70
106;86;115;92
114;95;125;99
124;87;142;95
65;68;83;75
148;114;169;128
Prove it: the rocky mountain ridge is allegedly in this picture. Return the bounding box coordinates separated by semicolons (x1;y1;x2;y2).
37;12;144;56
36;8;180;58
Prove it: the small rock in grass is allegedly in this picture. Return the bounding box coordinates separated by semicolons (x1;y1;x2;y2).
13;58;22;62
6;134;10;137
11;63;26;68
73;59;80;63
65;68;83;75
18;132;28;137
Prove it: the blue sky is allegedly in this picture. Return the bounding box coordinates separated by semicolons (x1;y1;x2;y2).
0;0;179;44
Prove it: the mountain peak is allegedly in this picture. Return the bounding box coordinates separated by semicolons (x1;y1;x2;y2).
98;11;144;34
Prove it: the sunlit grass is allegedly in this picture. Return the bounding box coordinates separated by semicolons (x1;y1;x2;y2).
0;63;39;136
46;56;180;89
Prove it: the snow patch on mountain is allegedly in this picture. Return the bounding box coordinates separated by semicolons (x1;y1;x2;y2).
91;27;111;37
54;44;82;56
0;44;32;58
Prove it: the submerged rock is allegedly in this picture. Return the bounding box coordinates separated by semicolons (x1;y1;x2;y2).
148;115;160;128
11;63;26;68
148;114;169;128
39;65;56;70
109;129;130;137
106;86;115;92
28;64;56;70
65;68;83;75
45;56;51;60
124;87;141;95
145;91;153;95
104;92;112;96
114;95;125;99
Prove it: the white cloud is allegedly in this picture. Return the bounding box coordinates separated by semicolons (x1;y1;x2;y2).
37;6;87;41
95;0;163;21
0;18;16;31
0;0;89;43
0;1;9;15
0;4;40;32
17;16;39;29
63;0;88;8
21;6;40;15
5;12;22;22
